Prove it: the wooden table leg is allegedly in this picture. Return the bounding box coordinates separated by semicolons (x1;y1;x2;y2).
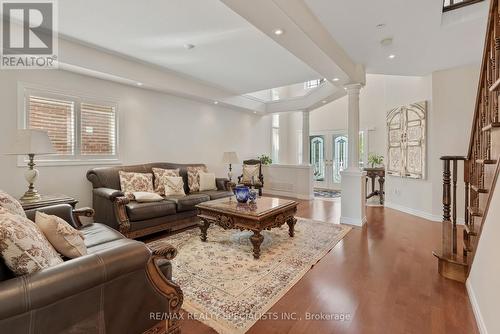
199;219;210;242
250;231;264;259
378;176;385;205
287;217;297;237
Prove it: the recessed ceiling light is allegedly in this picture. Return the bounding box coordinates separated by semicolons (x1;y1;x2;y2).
376;23;386;29
136;82;143;86
253;111;257;114
388;54;396;59
184;43;195;50
322;100;327;104
332;78;340;82
274;29;284;36
213;101;219;105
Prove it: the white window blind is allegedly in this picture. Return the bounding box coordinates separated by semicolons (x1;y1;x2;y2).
81;103;116;155
28;96;75;155
23;86;118;164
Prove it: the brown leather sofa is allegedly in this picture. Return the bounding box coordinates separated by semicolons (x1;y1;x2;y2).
87;163;233;238
0;204;183;334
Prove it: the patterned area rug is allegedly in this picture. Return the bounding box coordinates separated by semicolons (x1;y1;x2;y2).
148;218;351;334
314;189;341;199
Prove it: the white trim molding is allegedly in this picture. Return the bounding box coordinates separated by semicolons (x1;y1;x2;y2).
466;279;488;334
384;201;465;224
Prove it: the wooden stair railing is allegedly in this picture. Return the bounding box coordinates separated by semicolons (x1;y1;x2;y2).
433;0;500;282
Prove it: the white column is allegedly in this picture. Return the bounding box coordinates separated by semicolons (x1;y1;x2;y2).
345;83;362;170
302;110;310;165
341;83;366;227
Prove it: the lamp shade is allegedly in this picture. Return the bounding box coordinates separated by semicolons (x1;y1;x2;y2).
222;151;239;164
7;129;56;155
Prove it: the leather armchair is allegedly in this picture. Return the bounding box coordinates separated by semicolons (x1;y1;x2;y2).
0;204;183;334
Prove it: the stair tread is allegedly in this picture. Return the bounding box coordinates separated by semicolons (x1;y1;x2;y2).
432;250;468;266
482;122;500;131
476;159;497;164
471;184;489;193
464;224;478;236
468;206;483;217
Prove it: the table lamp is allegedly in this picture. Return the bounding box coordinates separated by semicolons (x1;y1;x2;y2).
6;129;56;201
221;152;239;182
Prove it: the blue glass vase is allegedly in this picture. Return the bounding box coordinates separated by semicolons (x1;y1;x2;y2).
234;186;250;203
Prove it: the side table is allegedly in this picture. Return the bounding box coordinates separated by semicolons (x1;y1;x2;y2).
364;167;385;205
19;194;78;211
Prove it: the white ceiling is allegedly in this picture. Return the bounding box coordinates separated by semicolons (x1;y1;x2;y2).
58;0;320;94
305;0;489;76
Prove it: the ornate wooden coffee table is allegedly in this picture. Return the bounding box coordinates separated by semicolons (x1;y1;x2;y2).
196;196;298;259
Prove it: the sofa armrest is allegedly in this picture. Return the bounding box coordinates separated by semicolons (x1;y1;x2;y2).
0;239;150;320
146;242;183;331
72;207;94;227
216;178;230;191
93;187;124;201
25;204;79;228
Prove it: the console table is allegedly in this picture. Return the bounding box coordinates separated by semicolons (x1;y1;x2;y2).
364;168;385;205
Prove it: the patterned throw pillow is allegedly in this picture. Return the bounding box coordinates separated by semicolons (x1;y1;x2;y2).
186;166;208;193
164;176;186;196
152;168;180;195
0;190;26;218
242;164;260;183
35;211;87;259
0;207;63;276
119;171;154;199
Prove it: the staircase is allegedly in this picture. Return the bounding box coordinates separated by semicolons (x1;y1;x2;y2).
433;0;500;282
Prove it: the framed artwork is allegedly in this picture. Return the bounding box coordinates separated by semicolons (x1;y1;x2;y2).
386;101;427;179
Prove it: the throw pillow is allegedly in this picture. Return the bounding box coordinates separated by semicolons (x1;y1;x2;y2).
242;164;260;183
152;168;180;195
35;211;87;259
199;172;217;191
0;208;63;276
164;176;186;196
0;190;26;218
119;171;154;199
186;166;208;192
133;192;164;203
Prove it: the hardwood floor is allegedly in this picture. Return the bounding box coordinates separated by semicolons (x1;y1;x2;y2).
179;198;478;334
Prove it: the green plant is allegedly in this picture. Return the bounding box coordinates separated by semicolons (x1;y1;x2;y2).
259;154;272;165
368;153;384;168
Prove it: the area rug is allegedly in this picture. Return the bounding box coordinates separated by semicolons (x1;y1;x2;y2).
314;189;341;199
148;218;351;334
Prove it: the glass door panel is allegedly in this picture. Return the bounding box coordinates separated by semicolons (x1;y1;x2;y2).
333;135;348;184
310;136;325;181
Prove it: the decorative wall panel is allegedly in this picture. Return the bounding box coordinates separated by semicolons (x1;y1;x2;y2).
386;101;426;179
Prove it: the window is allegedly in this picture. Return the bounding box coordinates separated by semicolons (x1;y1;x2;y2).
271;114;280;164
443;0;484;12
22;87;118;163
304;79;324;89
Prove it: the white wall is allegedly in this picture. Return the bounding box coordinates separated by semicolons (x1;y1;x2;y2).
0;70;271;207
467;178;500;334
283;64;479;221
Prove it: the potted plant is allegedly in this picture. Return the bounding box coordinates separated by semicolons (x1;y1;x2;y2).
258;154;272;165
368;153;384;168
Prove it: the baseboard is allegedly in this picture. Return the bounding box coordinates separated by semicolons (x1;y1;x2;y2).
262;189;314;200
384;201;465;224
466;279;488;334
340;215;367;227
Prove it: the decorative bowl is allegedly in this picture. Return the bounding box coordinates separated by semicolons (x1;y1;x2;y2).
234;186;250;203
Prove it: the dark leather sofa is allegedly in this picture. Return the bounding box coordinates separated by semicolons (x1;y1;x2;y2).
87;163;233;238
0;204;183;334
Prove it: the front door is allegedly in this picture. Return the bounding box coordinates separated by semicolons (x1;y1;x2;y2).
310;133;349;190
